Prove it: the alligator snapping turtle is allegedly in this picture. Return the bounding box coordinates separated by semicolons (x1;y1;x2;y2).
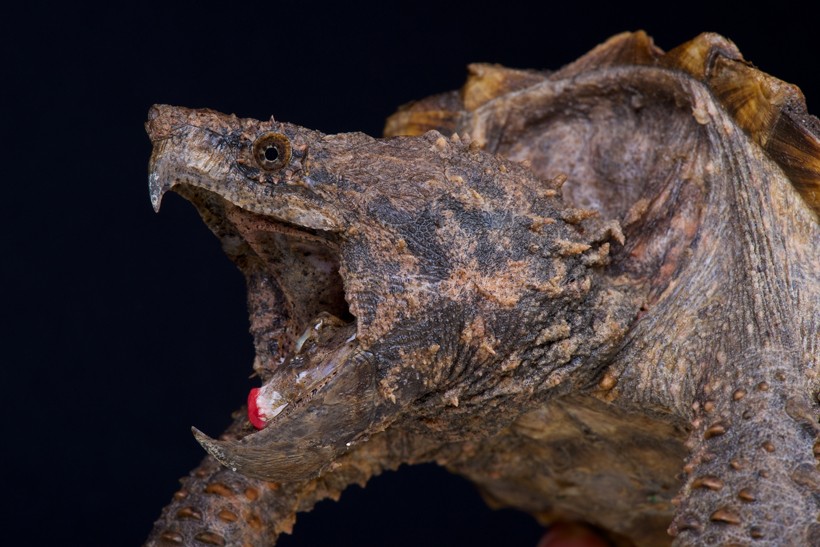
144;32;820;546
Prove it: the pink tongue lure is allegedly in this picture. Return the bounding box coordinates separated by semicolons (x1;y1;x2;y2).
247;387;265;429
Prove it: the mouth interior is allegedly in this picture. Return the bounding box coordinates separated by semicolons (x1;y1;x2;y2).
242;225;353;361
178;185;356;428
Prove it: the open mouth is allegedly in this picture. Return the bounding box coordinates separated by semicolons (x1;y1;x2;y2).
146;105;386;481
174;184;359;431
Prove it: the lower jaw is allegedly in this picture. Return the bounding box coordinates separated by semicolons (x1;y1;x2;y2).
247;314;358;430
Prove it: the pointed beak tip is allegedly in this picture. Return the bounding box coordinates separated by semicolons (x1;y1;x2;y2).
191;426;209;441
148;171;166;212
191;427;239;471
191;427;219;452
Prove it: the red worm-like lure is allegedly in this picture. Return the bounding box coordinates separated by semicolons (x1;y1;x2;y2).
247;387;265;429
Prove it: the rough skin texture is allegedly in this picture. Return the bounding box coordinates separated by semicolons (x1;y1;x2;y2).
145;32;819;546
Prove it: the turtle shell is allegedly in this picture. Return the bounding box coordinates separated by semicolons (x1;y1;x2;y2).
385;31;820;218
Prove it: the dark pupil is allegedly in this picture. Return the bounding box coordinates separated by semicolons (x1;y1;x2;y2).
264;145;279;162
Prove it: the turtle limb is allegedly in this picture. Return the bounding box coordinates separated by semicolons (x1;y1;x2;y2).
670;351;820;545
145;411;401;546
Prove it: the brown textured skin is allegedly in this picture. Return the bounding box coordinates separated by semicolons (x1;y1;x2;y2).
145;32;819;546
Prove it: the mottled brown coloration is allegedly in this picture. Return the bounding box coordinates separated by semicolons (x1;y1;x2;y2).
145;32;819;546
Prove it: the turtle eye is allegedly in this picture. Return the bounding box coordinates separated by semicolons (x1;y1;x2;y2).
253;132;291;171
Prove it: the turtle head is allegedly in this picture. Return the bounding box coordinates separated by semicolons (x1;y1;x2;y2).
147;105;619;480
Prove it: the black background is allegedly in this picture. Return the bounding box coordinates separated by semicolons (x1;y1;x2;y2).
4;2;817;546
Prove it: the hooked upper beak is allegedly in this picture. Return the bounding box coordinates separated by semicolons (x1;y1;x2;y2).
146;105;186;211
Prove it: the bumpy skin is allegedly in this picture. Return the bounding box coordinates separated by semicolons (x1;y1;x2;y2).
145;32;819;546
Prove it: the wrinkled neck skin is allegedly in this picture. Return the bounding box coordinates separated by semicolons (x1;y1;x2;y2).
145;33;819;545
